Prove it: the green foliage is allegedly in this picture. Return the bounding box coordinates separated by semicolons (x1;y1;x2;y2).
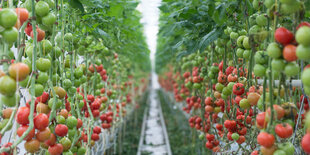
67;0;151;72
155;0;243;73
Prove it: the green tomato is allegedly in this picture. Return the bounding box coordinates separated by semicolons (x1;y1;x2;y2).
284;62;299;77
256;14;267;26
273;150;286;155
237;36;245;47
74;79;81;87
41;40;53;53
238;29;247;36
33;84;44;97
37;72;49;84
70;146;78;153
56;115;66;124
64;33;73;41
199;133;205;140
253;0;259;9
296;26;310;46
249;25;261;35
296;44;310;60
280;0;296;3
239;99;251;109
306;112;310;129
271;59;285;72
48;98;62;109
227;82;235;91
20;76;30;88
0;9;17;28
302;68;310;87
60;137;72;151
35;1;49;17
230;32;239;40
254;51;268;65
193;83;201;89
66;116;78;129
264;0;275;8
52;74;60;85
36;58;51;72
267;42;282;58
231;133;239;140
0;119;12;131
63;79;72;88
74;68;83;78
0;76;16;96
243;37;250;49
63;151;74;155
222;87;232;96
278;142;295;155
243;50;251;60
68;128;77;139
23;58;32;72
281;2;300;15
1;93;20;107
254;64;266;77
52;46;62;59
211;66;219;73
1;27;18;43
77;147;86;155
42;12;56;26
222;93;228;100
215;83;224;92
78;101;84;109
236;48;244;58
257;98;264;111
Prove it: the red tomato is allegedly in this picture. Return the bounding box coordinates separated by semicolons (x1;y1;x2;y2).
15;8;29;24
275;27;294;45
302;133;310;153
227;74;237;82
93;126;101;134
237;135;245;144
55;124;68;137
256;112;268;129
91;133;100;141
77;118;83;128
267;105;285;120
30;27;45;42
48;143;63;155
257;132;275;148
297;22;310;30
24;139;40;153
206;134;215;141
233;83;245;95
283;44;297;62
251;150;259;155
36;127;51;142
204;97;213;105
275;123;293;138
34;113;49;131
205;141;213;149
225;66;234;75
45;133;56;146
16;107;30;125
16;125;35;141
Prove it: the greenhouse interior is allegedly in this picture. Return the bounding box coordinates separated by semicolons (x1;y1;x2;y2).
0;0;310;155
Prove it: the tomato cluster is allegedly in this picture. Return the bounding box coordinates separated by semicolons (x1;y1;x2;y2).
158;0;310;153
0;0;149;154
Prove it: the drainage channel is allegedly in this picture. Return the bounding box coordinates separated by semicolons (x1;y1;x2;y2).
137;89;172;155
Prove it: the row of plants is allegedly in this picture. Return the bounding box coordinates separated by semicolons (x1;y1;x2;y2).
157;0;310;154
0;0;150;154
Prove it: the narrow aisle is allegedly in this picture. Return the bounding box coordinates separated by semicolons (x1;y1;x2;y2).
137;88;172;155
